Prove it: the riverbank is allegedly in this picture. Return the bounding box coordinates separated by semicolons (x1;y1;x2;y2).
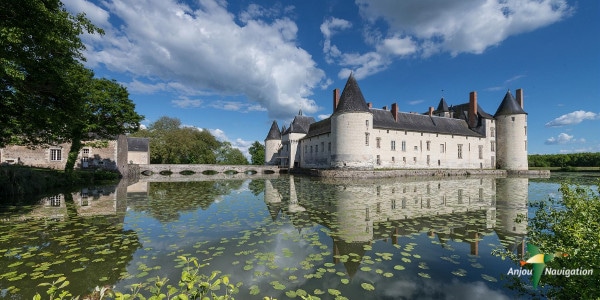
292;168;550;178
0;165;120;198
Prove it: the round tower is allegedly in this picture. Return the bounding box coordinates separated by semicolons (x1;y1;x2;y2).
494;89;528;171
264;120;282;165
331;74;374;169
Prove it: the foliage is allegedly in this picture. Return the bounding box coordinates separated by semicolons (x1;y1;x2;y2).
216;142;248;165
0;0;101;146
494;180;600;299
1;0;143;173
131;116;250;165
33;256;240;300
528;153;600;169
249;141;265;165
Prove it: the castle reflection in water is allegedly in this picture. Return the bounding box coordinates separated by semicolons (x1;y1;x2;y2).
263;175;529;277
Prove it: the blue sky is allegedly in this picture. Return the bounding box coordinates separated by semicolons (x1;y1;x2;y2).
63;0;600;156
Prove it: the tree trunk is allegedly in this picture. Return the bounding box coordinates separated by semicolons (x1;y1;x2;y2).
65;136;82;174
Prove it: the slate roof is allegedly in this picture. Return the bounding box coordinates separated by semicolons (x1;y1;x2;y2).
283;114;316;135
333;73;371;114
265;120;281;140
303;118;331;139
371;109;483;137
436;98;449;112
449;103;494;120
494;91;527;117
127;137;149;152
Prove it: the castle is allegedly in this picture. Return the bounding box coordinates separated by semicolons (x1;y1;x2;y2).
265;74;528;171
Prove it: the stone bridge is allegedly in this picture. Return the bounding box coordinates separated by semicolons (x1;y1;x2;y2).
139;164;281;177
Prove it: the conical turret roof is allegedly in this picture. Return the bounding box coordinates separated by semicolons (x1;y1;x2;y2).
437;98;449;112
265;120;281;140
333;73;370;114
494;91;527;117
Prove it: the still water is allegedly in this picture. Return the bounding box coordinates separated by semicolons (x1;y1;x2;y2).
0;174;592;299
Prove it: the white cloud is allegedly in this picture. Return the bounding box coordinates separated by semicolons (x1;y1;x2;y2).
171;97;203;108
408;99;424;105
317;114;331;120
209;128;254;158
545;133;586;145
208;101;267;112
324;0;571;78
65;0;326;120
545;111;599;127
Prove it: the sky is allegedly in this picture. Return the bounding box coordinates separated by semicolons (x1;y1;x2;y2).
62;0;600;157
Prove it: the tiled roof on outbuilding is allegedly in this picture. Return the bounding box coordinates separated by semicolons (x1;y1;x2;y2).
127;137;149;152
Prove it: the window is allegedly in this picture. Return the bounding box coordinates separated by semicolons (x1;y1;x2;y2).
401;141;406;152
310;146;313;153
414;146;418;151
315;145;318;153
49;195;61;207
366;120;369;129
458;144;463;159
392;156;395;163
305;145;308;154
413;157;417;163
524;126;527;136
478;145;483;159
440;144;445;153
490;127;495;137
403;157;406;163
328;142;331;152
391;140;396;151
376;137;381;148
376;155;381;165
426;141;430;151
525;140;527;151
427;155;430;165
365;133;370;146
491;141;495;152
50;149;62;161
321;142;324;152
82;148;90;156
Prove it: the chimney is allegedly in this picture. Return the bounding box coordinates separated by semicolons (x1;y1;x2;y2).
469;91;478;128
391;103;399;122
333;88;340;111
368;102;372;108
383;105;388;111
428;106;434;116
516;88;524;109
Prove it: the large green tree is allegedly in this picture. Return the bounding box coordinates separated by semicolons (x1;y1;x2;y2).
0;0;103;146
249;141;265;165
132;117;220;164
216;142;249;165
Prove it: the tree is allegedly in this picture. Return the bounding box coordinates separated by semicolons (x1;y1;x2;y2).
131;117;220;164
216;142;249;165
0;0;103;147
64;74;143;173
249;141;265;165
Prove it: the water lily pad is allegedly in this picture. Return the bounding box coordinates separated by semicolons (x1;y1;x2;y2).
361;283;375;291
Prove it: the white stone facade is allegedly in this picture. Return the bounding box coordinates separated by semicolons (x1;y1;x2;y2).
265;75;528;171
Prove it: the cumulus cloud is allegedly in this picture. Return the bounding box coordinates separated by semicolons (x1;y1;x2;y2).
545;111;599;127
545;133;585;145
209;128;254;158
63;0;326;120
208;101;267;112
324;0;571;78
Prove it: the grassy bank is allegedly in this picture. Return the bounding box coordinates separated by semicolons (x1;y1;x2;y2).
0;165;120;197
529;166;600;172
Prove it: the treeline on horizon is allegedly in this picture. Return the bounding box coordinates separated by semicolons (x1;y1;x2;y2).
528;152;600;168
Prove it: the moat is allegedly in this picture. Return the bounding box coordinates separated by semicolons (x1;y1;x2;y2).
0;173;596;299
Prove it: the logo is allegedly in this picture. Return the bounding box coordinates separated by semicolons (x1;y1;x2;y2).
518;243;568;288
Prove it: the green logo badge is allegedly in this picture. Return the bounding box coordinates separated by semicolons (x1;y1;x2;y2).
520;243;568;288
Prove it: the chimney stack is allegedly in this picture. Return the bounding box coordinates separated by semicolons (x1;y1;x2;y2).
516;88;524;109
383;105;388;111
428;106;434;116
391;103;399;122
368;102;372;108
333;88;340;111
469;91;478;128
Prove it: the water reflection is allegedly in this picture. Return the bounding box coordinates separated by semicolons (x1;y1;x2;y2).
0;174;548;299
264;176;529;277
